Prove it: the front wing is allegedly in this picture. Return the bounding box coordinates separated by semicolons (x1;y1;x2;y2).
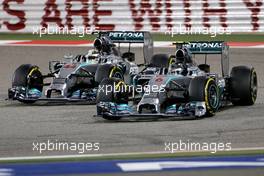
8;87;96;104
96;101;208;119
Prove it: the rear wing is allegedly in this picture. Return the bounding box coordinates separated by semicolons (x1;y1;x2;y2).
95;31;153;64
99;31;144;43
173;41;229;77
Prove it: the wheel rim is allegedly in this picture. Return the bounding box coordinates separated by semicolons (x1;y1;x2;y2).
112;71;123;80
208;84;219;109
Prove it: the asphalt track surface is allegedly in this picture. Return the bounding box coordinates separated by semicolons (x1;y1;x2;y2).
0;46;264;159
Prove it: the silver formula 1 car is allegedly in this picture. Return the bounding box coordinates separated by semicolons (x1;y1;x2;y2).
8;31;153;104
96;41;258;120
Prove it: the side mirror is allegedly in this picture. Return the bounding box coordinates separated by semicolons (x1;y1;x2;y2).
122;52;135;62
198;64;210;73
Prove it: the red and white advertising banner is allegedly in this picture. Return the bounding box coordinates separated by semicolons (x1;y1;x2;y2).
0;0;263;33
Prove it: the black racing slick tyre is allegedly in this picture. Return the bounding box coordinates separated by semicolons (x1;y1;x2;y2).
96;78;128;104
189;76;220;117
96;78;128;120
150;54;174;68
95;64;124;85
230;66;257;105
12;64;43;92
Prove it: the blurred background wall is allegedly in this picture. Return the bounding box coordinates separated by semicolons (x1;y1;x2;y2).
0;0;263;33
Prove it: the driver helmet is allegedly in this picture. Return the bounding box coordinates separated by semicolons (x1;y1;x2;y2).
175;47;193;64
93;36;114;54
94;38;102;51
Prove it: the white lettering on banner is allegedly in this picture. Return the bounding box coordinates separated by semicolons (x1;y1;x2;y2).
108;32;144;38
0;0;263;33
189;42;222;48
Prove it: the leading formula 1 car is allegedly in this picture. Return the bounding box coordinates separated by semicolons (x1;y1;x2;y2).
96;41;258;120
8;31;153;103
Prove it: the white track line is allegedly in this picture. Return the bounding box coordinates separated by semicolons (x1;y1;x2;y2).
0;147;264;161
0;40;30;45
117;161;264;172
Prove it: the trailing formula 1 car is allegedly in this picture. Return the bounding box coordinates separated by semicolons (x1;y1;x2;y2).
96;41;258;120
8;31;153;104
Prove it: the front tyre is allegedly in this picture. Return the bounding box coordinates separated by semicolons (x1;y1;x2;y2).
96;78;128;120
12;64;43;91
12;64;43;104
189;77;220;117
95;64;124;85
230;66;257;105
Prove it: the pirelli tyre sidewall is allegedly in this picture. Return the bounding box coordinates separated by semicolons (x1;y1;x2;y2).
189;76;220;117
204;78;220;116
96;78;128;104
95;64;124;85
12;64;43;92
230;66;257;105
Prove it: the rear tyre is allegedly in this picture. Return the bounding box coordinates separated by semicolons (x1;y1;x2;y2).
230;66;257;105
96;78;128;120
189;76;219;117
150;54;174;68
